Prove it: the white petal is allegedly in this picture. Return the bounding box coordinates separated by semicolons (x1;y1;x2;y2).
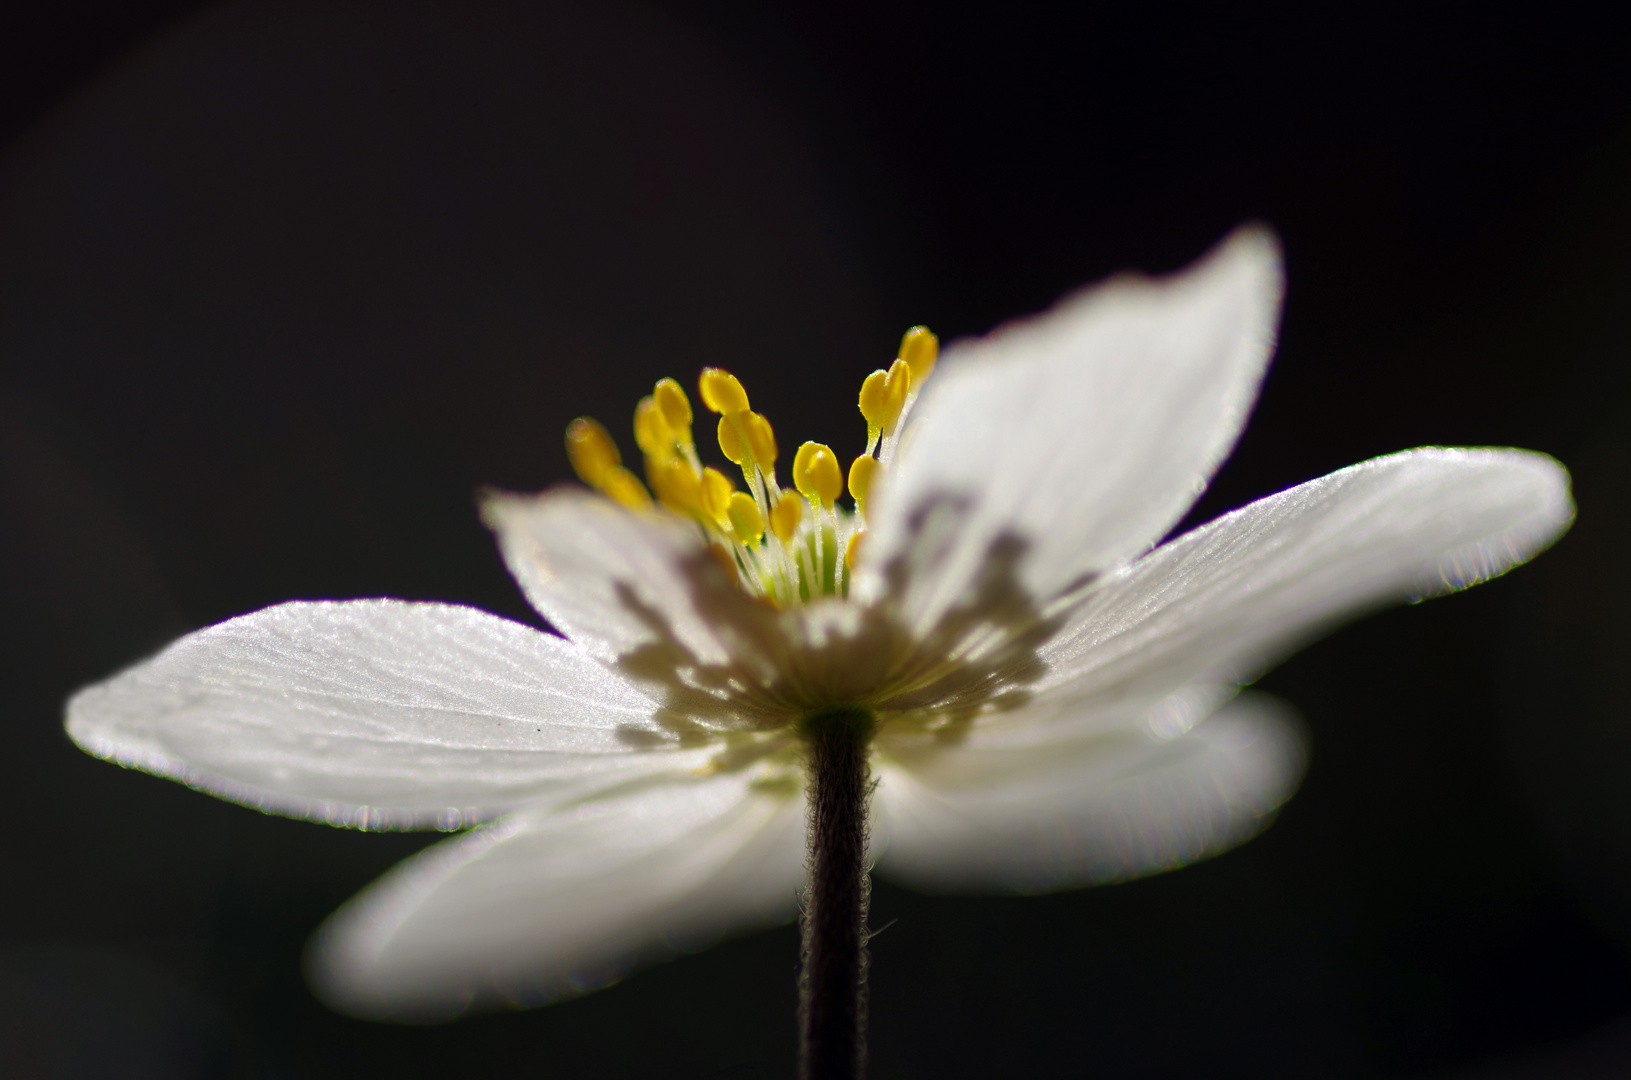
857;227;1283;634
483;487;793;726
1028;448;1573;713
308;770;806;1019
873;691;1305;893
65;600;698;828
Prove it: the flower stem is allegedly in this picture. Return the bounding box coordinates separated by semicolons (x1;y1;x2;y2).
797;703;876;1080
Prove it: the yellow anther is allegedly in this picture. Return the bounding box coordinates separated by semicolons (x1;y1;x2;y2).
565;417;623;488
633;396;673;459
648;456;701;513
857;372;888;430
717;414;748;466
700;466;735;526
716;409;777;471
654;377;693;432
770;496;802;543
886;356;911;404
848;454;878;512
699;368;750;414
858;358;910;435
599;465;653;510
899;325;939;381
745;411;777;467
727;491;765;543
793;442;843;507
845;530;866;570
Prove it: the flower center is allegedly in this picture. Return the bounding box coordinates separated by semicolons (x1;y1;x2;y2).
565;327;939;608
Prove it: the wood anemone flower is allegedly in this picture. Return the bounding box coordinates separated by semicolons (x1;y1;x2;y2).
66;228;1571;1046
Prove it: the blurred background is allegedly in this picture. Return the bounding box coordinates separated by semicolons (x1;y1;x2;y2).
2;1;1630;1076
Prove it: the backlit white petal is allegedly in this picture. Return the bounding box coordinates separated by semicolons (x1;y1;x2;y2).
483;488;792;726
1031;448;1573;713
309;769;806;1019
873;692;1305;892
858;227;1282;634
66;601;691;828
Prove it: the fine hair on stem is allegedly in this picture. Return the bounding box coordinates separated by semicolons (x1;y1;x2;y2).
796;703;877;1080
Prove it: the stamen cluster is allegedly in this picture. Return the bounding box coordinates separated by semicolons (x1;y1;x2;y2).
565;326;939;607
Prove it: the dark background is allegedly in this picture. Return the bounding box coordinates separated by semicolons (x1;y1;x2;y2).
3;2;1631;1076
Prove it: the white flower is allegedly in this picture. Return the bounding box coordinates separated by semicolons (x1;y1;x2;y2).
65;228;1572;1021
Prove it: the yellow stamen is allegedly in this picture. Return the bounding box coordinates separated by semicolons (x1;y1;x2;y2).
717;415;746;466
565;416;623;488
727;491;765;543
717;409;777;471
720;414;746;466
599;465;653;510
567;417;651;508
700;466;735;527
648;456;701;513
699;368;750;414
633;396;673;459
745;411;777;469
770;496;802;542
858;358;911;437
899;325;938;382
654;377;693;432
575;324;926;603
848;454;878;513
793;442;842;507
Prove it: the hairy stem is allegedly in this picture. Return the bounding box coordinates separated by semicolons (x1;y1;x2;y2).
797;704;876;1080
